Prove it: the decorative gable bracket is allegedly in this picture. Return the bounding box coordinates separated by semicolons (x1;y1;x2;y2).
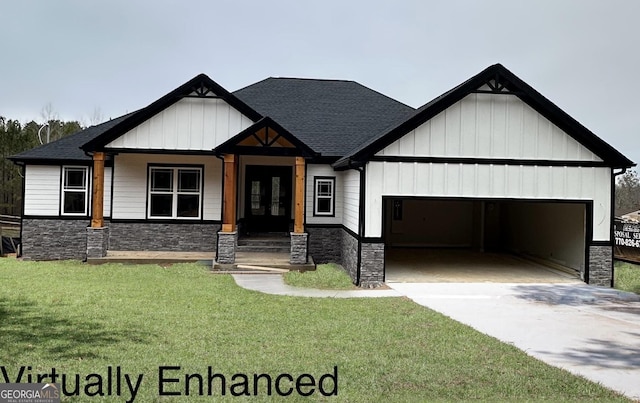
472;72;521;95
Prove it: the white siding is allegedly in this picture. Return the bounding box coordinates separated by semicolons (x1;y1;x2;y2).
377;93;603;162
106;98;254;151
305;164;343;225
365;161;611;241
24;165;61;215
343;169;360;233
111;154;221;220
104;167;112;217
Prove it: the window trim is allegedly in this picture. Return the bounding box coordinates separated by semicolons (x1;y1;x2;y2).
147;165;204;220
313;176;336;217
61;166;90;216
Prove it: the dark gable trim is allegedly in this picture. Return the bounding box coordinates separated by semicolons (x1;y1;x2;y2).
214;117;318;158
369;156;610;167
335;64;634;170
82;74;263;152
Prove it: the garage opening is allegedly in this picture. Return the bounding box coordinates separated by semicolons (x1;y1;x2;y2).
383;198;587;283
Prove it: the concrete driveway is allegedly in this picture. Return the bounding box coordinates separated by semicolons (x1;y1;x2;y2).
388;282;640;400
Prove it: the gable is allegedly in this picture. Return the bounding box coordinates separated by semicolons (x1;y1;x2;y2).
376;92;603;162
106;97;254;151
335;64;633;169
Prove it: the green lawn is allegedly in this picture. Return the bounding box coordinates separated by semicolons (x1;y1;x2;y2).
614;260;640;294
0;259;628;402
284;263;356;290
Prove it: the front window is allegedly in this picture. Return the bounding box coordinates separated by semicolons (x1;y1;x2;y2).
62;166;89;215
148;167;202;219
313;177;335;216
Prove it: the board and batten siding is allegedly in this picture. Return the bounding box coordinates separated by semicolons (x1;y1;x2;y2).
376;93;603;161
24;165;61;215
111;154;222;220
342;169;360;234
305;164;343;225
365;161;611;241
106;97;254;151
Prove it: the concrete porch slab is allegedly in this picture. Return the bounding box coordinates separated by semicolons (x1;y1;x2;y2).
87;250;214;265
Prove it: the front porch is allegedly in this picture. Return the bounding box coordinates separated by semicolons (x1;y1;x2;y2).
85;119;317;268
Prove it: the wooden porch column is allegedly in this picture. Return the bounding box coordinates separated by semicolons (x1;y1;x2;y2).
294;156;305;233
222;154;237;232
91;152;105;228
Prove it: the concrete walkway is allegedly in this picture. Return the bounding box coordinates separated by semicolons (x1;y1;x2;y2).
388;282;640;400
231;274;401;298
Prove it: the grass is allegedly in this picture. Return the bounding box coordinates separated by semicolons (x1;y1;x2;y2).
284;263;356;290
614;260;640;294
0;259;629;402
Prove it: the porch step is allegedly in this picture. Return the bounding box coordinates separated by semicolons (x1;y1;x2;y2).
212;251;315;273
236;235;291;254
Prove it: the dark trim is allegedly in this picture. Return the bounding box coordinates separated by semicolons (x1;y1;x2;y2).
368;155;610;168
343;225;359;241
308;156;340;165
105;148;217;156
109;218;221;225
610;168;616;287
362;237;384;243
312;176;336;217
356;166;366;285
19;165;25;257
590;240;613;247
23;215;91;220
379;195;597;204
146;164;205;221
220;146;306;157
334;64;634;170
305;223;343;229
82;74;262;152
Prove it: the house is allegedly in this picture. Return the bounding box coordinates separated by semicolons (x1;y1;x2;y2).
10;64;634;287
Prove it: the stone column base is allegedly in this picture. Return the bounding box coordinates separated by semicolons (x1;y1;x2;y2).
290;232;308;264
359;242;384;288
588;245;613;286
217;231;237;264
86;226;109;259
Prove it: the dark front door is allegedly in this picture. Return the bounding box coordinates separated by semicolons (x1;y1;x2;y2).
244;165;292;233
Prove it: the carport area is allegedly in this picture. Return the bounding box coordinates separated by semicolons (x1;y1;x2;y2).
383;198;588;283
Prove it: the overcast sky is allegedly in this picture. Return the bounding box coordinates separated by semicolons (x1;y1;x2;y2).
1;0;639;166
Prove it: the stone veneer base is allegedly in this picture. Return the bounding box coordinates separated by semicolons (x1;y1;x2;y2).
21;218;90;260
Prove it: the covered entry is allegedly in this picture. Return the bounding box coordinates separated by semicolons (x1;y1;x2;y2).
383;198;588;282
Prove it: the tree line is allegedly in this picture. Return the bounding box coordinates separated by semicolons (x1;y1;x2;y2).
0;117;82;216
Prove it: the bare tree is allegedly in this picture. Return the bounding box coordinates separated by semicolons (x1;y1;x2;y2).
615;169;640;216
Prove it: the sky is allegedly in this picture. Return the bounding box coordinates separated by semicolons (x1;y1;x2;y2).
1;0;639;166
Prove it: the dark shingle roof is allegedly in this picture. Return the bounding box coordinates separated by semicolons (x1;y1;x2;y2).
9;113;134;163
233;78;415;157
